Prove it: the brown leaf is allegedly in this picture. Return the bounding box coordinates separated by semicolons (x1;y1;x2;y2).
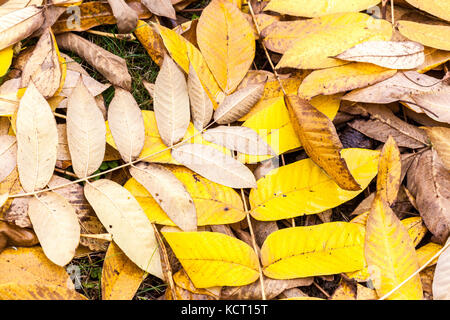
56;32;132;90
423;127;450;170
285;95;360;191
107;0;138;33
0;221;38;253
407;149;450;243
141;0;176;19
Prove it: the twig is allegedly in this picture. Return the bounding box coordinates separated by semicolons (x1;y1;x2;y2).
80;233;113;241
313;281;331;298
86;30;136;41
54;167;78;178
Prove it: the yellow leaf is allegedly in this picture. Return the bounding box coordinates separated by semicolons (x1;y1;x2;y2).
134;20;164;66
416;242;443;267
173;269;221;298
276;12;392;70
0;46;13;77
197;0;255;94
404;0;450;23
261;222;366;279
155;23;224;104
417;47;450;73
365;195;423;299
101;241;147;300
125;165;245;226
398;20;450;51
162;231;259;288
250;148;379;221
264;0;381;17
298;63;397;99
285;95;361;191
0;247;73;289
401;217;428;247
376;136;401;205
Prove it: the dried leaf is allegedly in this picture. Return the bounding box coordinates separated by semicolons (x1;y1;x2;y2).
432;238;450;300
106;0;138;33
67;78;106;178
0;6;44;51
130;163;197;232
410;88;450;124
134;20;165;66
84;179;163;278
171;143;256;188
154;54;190;147
108;88;145;162
202;126;275;156
407;149;450;243
398;20;450;51
285;95;360;191
28;191;80;266
214;84;264;124
0;283;87;300
56;32;132;90
188;63;213;130
16;82;57;192
0;135;16;183
141;0;176;19
423;127;450;170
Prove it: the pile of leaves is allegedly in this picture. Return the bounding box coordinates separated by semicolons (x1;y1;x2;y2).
0;0;449;300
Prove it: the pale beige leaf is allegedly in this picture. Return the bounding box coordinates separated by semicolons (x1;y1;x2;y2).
0;135;16;183
335;41;424;69
188;64;213;130
0;78;20;116
154;54;190;147
0;6;44;51
108;88;145;162
67;78;106;178
129;162;197;232
410;88;450;124
56;124;70;161
171;143;256;189
141;0;176;19
433;239;450;300
202;126;275;156
28;191;80;266
423;127;450;171
84;179;163;278
106;0;138;33
56;32;131;90
16;82;57;193
214;84;264;124
21;28;62;98
142;80;154;99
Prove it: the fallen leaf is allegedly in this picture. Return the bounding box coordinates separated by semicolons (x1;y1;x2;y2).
130;162;197;232
377;136;402;206
0;46;13;77
423;127;450;170
398;20;450;51
106;0;138;33
0;135;16;183
0;283;87;300
171;143;257;189
432;238;450;299
261;222;366;279
84;179;163;278
162;231;259;288
154;54;190;147
134;20;165;66
101;241;147;300
16;82;57;192
141;0;176;19
197;0;255;93
188;63;213;130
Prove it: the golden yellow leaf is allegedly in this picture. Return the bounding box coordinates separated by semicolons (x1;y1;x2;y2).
261;222;366;279
416;242;443;267
402;217;428;247
125;165;245;226
0;283;87;300
0;46;12;77
276;12;392;70
250;148;379;221
298;63;397;99
417;47;450;73
162;231;259;288
134;20;164;66
365;195;423;299
101;241;147;300
377;136;401;206
173;269;221;298
264;0;381;17
398;20;450;51
197;0;255;94
155;23;224;104
285;95;361;191
0;247;73;289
